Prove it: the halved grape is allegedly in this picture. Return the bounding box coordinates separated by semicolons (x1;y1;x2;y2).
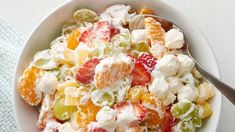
73;8;99;23
133;42;150;53
197;102;213;119
171;101;197;120
62;20;80;36
53;97;76;121
90;88;114;107
174;120;196;132
111;33;131;52
192;116;202;128
33;49;58;70
89;42;108;57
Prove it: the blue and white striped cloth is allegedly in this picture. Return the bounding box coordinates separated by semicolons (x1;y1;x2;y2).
0;16;25;132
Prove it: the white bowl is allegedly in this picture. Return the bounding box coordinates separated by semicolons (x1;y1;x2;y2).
13;0;222;131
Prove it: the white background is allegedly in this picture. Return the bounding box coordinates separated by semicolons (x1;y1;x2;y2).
1;0;235;131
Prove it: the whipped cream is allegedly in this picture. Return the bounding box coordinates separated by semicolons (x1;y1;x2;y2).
116;103;138;126
166;76;183;94
96;106;118;127
58;122;77;132
156;54;180;76
33;49;58;70
100;4;135;26
90;88;114;106
131;29;147;44
162;91;176;106
149;78;169;98
181;73;195;87
44;120;61;132
178;85;198;102
165;29;184;49
88;122;115;132
37;72;58;95
50;36;67;63
177;54;195;75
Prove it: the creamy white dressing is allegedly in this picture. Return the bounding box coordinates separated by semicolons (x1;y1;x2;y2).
96;106;118;127
131;29;148;44
100;4;135;26
177;54;195;75
149;77;169;99
33;49;58;70
156;54;180;76
167;76;183;94
58;122;77;132
116;104;138;126
177;85;198;102
44;120;61;132
37;72;58;95
165;29;184;49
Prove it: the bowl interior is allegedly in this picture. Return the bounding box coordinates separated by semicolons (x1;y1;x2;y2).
13;0;222;131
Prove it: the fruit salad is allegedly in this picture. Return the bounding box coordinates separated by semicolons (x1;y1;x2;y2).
17;4;214;132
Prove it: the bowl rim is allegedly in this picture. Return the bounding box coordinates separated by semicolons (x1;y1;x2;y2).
13;0;222;131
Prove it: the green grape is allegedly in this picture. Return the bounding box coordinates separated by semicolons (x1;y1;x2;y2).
174;120;196;132
91;89;114;107
33;49;58;70
194;78;201;87
133;42;150;53
192;116;202;128
171;101;196;120
98;92;113;105
90;42;109;57
53;97;76;121
111;33;131;51
62;20;80;35
73;8;99;23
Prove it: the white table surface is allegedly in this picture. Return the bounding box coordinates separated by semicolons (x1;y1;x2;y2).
1;0;234;131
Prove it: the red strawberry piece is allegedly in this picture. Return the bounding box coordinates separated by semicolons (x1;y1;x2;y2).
131;57;151;86
138;53;156;71
76;58;100;84
90;127;108;132
90;21;111;42
114;102;147;122
110;27;120;37
161;108;175;132
114;101;130;110
133;102;147;121
79;29;92;44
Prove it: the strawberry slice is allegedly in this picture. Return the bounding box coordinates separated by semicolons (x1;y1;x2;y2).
133;102;147;121
76;58;100;84
114;101;147;122
110;27;120;37
79;29;92;44
90;21;111;42
161;108;175;132
138;53;157;71
131;57;151;86
90;127;108;132
79;21;111;45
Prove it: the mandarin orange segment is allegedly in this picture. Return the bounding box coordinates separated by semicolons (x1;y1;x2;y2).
139;7;154;15
128;86;147;102
76;100;100;128
18;66;42;106
144;17;166;45
141;93;157;106
67;30;80;50
94;55;134;89
144;109;162;128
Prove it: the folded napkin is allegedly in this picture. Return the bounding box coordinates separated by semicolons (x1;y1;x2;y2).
0;16;25;131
